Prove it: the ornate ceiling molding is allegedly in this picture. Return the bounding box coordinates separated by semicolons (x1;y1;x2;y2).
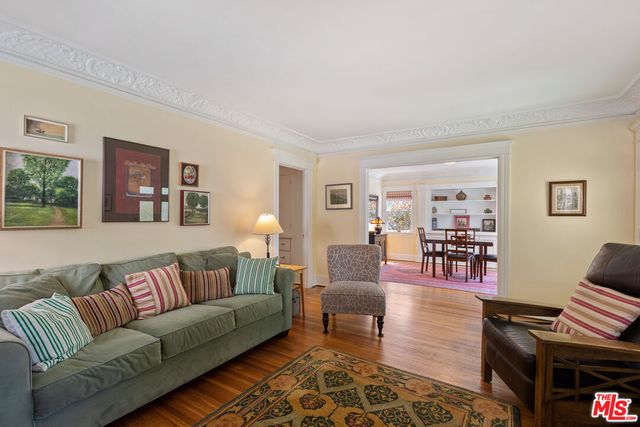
0;20;638;155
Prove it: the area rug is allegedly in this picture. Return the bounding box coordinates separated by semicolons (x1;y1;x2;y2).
195;346;519;426
381;261;497;295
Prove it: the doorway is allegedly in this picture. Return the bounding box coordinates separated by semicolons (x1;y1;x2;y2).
278;166;304;265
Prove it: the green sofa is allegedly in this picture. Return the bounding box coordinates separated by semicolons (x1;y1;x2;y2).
0;246;294;427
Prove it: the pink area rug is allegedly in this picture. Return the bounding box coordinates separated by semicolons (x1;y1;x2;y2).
381;260;497;294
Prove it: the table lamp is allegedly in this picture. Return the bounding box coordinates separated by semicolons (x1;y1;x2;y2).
370;216;385;234
253;213;284;258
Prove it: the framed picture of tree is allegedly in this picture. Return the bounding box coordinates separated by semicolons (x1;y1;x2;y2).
180;190;210;226
0;148;82;230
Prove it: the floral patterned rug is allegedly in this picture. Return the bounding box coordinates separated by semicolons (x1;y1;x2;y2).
195;346;519;427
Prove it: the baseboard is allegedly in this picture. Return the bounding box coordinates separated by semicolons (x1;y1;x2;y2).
314;275;329;286
387;253;421;262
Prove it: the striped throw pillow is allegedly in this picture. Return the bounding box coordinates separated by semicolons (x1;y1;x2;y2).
72;284;137;336
125;263;190;319
551;279;640;340
180;268;233;303
235;257;278;295
1;293;93;372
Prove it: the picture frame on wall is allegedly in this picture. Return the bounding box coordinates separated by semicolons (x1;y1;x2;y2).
179;162;199;187
102;137;170;222
454;215;470;229
431;217;438;230
326;183;353;210
24;116;69;143
1;148;82;230
180;190;210;226
482;218;496;232
548;180;586;216
368;194;379;220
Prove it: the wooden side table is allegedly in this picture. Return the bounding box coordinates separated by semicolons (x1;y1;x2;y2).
278;264;307;317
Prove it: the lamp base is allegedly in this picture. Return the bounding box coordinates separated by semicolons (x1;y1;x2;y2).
374;225;382;234
264;235;271;258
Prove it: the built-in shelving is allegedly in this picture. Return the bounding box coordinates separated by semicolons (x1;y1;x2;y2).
428;183;497;233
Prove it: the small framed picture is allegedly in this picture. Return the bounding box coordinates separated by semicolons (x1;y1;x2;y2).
326;183;352;210
482;218;496;232
368;194;379;221
549;180;586;216
180;190;210;226
24;116;69;143
454;215;470;229
450;208;467;214
431;217;438;230
179;162;199;187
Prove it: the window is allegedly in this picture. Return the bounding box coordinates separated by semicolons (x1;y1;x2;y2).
385;190;413;232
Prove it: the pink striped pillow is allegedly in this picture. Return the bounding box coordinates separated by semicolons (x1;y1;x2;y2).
551;279;640;340
180;268;233;303
125;263;190;319
72;284;137;336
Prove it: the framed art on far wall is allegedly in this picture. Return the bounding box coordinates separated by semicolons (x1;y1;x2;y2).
549;180;586;216
454;215;470;229
326;183;353;210
180;190;210;226
179;162;199;187
482;218;496;232
24;116;69;143
368;194;379;220
0;148;82;230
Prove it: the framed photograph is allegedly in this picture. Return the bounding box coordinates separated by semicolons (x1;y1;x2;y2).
326;183;352;210
482;218;496;232
103;137;170;222
454;215;470;229
180;190;210;226
24;116;69;143
179;162;199;187
368;194;379;221
431;217;438;230
549;180;586;216
1;148;82;230
450;208;467;214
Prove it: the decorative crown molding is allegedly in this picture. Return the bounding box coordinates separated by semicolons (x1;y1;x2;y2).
0;19;638;155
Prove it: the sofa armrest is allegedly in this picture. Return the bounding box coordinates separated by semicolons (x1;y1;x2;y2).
274;267;294;331
0;328;33;426
476;295;564;318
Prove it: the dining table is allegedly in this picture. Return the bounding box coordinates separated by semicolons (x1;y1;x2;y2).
424;238;494;282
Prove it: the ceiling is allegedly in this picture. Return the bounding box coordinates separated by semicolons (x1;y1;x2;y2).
370;159;497;181
1;1;640;152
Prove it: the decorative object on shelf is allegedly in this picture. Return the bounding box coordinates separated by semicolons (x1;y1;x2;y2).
454;215;470;229
370;216;385;234
432;206;437;214
433;195;448;201
180;190;210;226
1;148;82;230
483;194;492;200
24;116;69;143
549;180;587;216
325;183;352;210
456;190;467;200
484;208;493;214
179;162;199;187
253;213;283;258
482;218;496;232
450;208;467;214
432;217;438;230
368;194;378;221
103;137;170;222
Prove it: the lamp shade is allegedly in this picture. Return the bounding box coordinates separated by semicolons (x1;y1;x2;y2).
253;213;284;235
370;216;385;225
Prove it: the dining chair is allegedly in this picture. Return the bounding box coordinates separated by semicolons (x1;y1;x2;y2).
417;227;445;275
445;228;476;282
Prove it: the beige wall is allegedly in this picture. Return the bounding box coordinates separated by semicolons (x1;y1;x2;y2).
315;120;636;304
0;61;295;271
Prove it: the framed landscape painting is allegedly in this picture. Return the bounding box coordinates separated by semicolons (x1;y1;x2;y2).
103;137;170;222
180;190;210;226
549;180;586;216
1;148;82;230
24;116;69;143
326;183;352;210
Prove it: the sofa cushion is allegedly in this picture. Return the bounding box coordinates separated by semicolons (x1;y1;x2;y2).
320;281;386;316
100;252;178;290
177;246;240;271
0;269;39;290
181;268;233;303
125;262;190;319
39;263;103;297
0;275;68;329
31;327;160;419
124;304;235;359
202;294;282;328
206;253;249;286
235;257;278;295
72;284;137;336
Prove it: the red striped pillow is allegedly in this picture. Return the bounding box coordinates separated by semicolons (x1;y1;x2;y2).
180;268;233;303
551;279;640;340
125;263;190;319
72;284;137;336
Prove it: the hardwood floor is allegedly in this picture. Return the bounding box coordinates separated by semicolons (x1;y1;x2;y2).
112;282;534;426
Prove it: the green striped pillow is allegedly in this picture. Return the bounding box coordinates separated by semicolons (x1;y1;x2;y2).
1;293;93;372
234;256;278;295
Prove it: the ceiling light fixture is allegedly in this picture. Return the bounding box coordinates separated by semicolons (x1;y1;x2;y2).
445;162;456;165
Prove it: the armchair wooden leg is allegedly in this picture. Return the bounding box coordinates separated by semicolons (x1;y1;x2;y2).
377;316;384;337
481;336;492;382
322;313;329;334
534;340;553;427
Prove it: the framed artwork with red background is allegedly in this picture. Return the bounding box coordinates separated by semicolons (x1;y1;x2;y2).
454;215;470;229
103;137;170;222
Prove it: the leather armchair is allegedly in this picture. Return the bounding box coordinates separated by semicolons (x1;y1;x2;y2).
479;243;640;427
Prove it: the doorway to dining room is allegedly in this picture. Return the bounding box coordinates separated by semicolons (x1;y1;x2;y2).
367;158;499;295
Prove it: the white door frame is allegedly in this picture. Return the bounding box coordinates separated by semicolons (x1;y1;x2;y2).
273;148;315;287
358;141;512;296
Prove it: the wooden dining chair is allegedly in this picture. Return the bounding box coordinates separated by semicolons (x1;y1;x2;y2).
417;227;445;275
445;228;476;282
